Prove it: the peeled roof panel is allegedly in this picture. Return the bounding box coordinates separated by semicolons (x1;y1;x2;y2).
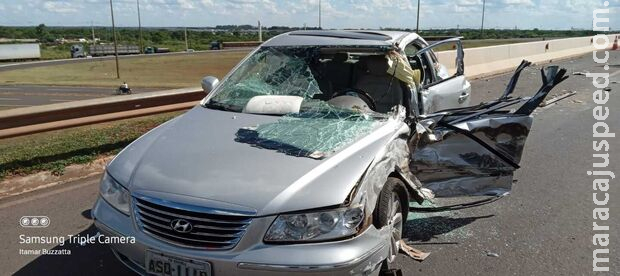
263;34;393;47
288;30;392;41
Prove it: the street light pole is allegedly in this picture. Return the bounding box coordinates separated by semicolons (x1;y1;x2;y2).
318;0;321;29
184;27;188;51
137;0;143;54
109;0;120;79
258;20;262;42
416;0;420;33
481;0;486;37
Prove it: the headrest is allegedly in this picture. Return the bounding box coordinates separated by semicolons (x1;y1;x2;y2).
359;55;389;76
332;52;349;63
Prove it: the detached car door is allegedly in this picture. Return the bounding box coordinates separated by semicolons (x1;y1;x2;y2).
410;61;568;197
416;37;471;114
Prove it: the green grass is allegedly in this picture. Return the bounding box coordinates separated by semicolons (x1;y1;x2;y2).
0;111;182;179
0;50;249;88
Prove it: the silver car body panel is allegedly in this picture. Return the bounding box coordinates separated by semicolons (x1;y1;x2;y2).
262;30;417;47
107;105;413;216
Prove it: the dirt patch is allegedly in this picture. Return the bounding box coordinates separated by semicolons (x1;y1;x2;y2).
0;155;112;199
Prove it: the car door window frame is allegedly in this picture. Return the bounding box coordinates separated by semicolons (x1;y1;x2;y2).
416;37;464;90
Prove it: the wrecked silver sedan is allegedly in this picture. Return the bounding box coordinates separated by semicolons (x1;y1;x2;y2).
92;31;566;276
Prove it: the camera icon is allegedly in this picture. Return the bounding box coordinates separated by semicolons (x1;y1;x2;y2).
20;216;50;228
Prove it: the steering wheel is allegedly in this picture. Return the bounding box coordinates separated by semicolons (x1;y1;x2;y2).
330;88;377;111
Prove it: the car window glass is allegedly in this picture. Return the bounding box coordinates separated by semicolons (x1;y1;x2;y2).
423;40;462;86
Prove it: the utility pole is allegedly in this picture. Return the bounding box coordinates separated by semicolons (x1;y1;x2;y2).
91;21;96;46
184;27;189;51
480;0;486;38
318;0;321;29
258;20;262;42
109;0;120;79
137;0;143;54
416;0;420;33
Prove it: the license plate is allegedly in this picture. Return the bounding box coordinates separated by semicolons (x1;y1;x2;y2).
146;250;211;276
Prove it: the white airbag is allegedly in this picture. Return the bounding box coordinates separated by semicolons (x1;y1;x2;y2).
243;95;304;115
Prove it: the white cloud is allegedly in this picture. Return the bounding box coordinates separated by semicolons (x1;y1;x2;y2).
177;0;195;9
503;0;534;6
457;0;482;6
43;1;78;13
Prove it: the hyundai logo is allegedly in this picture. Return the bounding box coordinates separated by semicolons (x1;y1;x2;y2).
170;219;193;233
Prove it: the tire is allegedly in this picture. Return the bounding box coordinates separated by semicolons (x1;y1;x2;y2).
374;177;409;265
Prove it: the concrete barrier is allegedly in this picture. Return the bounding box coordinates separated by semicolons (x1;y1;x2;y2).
436;34;620;78
0;87;203;139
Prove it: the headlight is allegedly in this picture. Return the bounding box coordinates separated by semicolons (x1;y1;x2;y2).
264;206;364;242
99;172;130;215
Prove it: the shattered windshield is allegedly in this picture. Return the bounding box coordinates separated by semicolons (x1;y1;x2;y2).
235;105;382;159
208;47;323;110
205;46;412;115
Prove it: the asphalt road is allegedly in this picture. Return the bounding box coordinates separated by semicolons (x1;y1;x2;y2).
0;52;618;275
0;85;160;108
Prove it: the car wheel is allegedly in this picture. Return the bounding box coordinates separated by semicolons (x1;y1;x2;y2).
374;177;408;265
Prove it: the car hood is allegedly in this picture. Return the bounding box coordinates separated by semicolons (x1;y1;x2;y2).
107;106;404;216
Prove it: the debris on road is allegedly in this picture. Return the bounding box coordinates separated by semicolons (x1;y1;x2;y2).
484;250;500;257
540;91;576;107
382;269;403;276
399;240;430;261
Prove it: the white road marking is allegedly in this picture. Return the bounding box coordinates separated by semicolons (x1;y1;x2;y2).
47;88;90;91
0;97;20;101
49;99;73;102
0;87;20;90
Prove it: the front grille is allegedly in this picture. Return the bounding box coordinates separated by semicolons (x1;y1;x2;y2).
133;197;252;249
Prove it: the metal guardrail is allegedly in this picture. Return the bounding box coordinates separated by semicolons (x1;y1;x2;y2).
0;87;204;139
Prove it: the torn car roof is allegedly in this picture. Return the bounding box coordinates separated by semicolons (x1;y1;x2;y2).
263;30;416;47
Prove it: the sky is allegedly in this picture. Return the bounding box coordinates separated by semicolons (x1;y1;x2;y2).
0;0;618;30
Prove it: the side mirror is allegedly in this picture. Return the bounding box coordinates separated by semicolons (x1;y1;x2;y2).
201;76;219;94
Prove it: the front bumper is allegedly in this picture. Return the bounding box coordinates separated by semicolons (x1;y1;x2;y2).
92;197;388;276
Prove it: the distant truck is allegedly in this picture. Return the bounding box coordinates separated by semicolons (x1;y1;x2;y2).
210;41;262;50
0;43;41;61
144;47;171;54
210;41;222;50
89;44;139;57
70;44;87;58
